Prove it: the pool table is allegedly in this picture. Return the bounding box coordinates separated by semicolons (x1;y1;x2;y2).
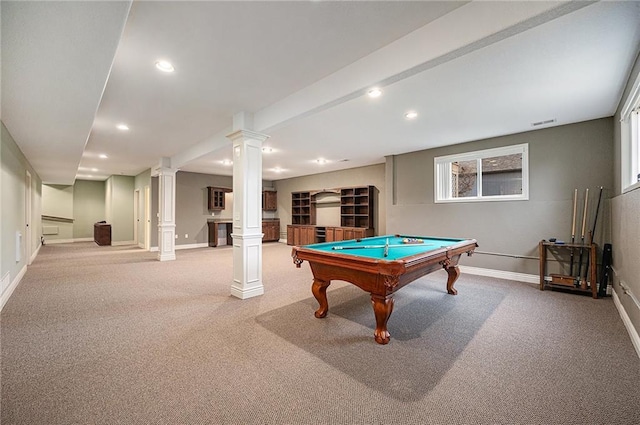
291;234;478;344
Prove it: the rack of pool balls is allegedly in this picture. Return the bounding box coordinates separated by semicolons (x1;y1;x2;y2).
401;238;424;244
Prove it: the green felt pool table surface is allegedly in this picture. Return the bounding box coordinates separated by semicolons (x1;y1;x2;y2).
304;235;470;261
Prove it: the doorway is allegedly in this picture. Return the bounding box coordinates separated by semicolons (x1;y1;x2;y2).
25;171;32;265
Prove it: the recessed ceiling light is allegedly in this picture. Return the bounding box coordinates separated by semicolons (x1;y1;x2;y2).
155;60;175;73
368;88;382;98
91;168;98;172
404;111;418;120
272;167;284;173
99;154;108;159
316;158;327;164
221;159;233;166
116;123;129;131
262;147;273;153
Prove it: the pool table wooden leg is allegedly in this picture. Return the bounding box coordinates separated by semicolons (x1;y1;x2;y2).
445;265;460;295
371;294;394;344
311;278;331;318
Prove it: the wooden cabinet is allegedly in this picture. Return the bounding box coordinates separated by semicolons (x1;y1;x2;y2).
287;225;315;246
539;240;598;298
352;227;368;240
333;227;369;242
262;220;280;242
288;185;375;245
94;222;111;246
340;186;374;230
291;191;312;225
287;225;372;245
207;221;232;247
207;187;231;211
262;190;277;211
209;220;279;245
325;227;335;242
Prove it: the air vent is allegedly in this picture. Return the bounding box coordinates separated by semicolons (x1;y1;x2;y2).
531;119;556;127
338;159;350;162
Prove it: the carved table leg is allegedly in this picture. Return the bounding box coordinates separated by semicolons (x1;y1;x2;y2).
371;294;394;344
445;264;461;295
311;278;331;318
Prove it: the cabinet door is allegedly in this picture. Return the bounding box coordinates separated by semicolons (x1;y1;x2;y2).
353;228;366;240
300;227;315;245
287;225;295;245
325;227;335;242
334;228;344;242
208;187;226;210
264;223;279;241
208;222;217;247
263;191;277;211
343;228;354;241
274;222;280;241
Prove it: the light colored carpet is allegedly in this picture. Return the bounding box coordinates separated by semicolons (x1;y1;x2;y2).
1;241;639;424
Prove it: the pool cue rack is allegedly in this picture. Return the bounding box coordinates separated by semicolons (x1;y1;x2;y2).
539;239;598;298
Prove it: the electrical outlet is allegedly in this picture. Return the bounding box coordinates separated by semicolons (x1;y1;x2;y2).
175;234;178;239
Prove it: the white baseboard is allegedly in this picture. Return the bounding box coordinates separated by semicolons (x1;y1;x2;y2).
1;265;26;311
30;242;42;263
176;243;209;250
613;290;640;360
44;238;75;244
149;243;209;252
460;266;539;284
112;240;136;246
43;238;94;244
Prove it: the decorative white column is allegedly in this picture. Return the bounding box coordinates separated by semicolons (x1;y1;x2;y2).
155;158;177;261
227;129;269;299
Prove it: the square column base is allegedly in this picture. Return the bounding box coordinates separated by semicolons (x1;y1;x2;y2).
157;224;176;261
230;233;263;299
230;284;264;300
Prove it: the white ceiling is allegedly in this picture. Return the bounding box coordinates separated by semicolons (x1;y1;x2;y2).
2;1;640;185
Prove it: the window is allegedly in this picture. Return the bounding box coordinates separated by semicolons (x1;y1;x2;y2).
620;71;640;192
435;144;529;203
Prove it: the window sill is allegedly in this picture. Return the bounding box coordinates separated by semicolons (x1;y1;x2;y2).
435;195;528;204
622;181;640;194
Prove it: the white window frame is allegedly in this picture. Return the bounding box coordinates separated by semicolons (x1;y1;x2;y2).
434;143;529;203
620;71;640;193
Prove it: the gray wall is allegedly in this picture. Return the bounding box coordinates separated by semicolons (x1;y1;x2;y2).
1;121;43;306
41;177;132;244
274;163;386;238
387;118;614;276
73;180;106;239
42;184;74;241
105;175;135;243
150;171;276;248
175;171;233;246
612;51;640;342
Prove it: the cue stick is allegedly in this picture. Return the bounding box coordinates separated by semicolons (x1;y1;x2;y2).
569;189;578;276
331;243;435;250
384;238;389;257
590;186;604;242
576;188;589;285
583;186;604;285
